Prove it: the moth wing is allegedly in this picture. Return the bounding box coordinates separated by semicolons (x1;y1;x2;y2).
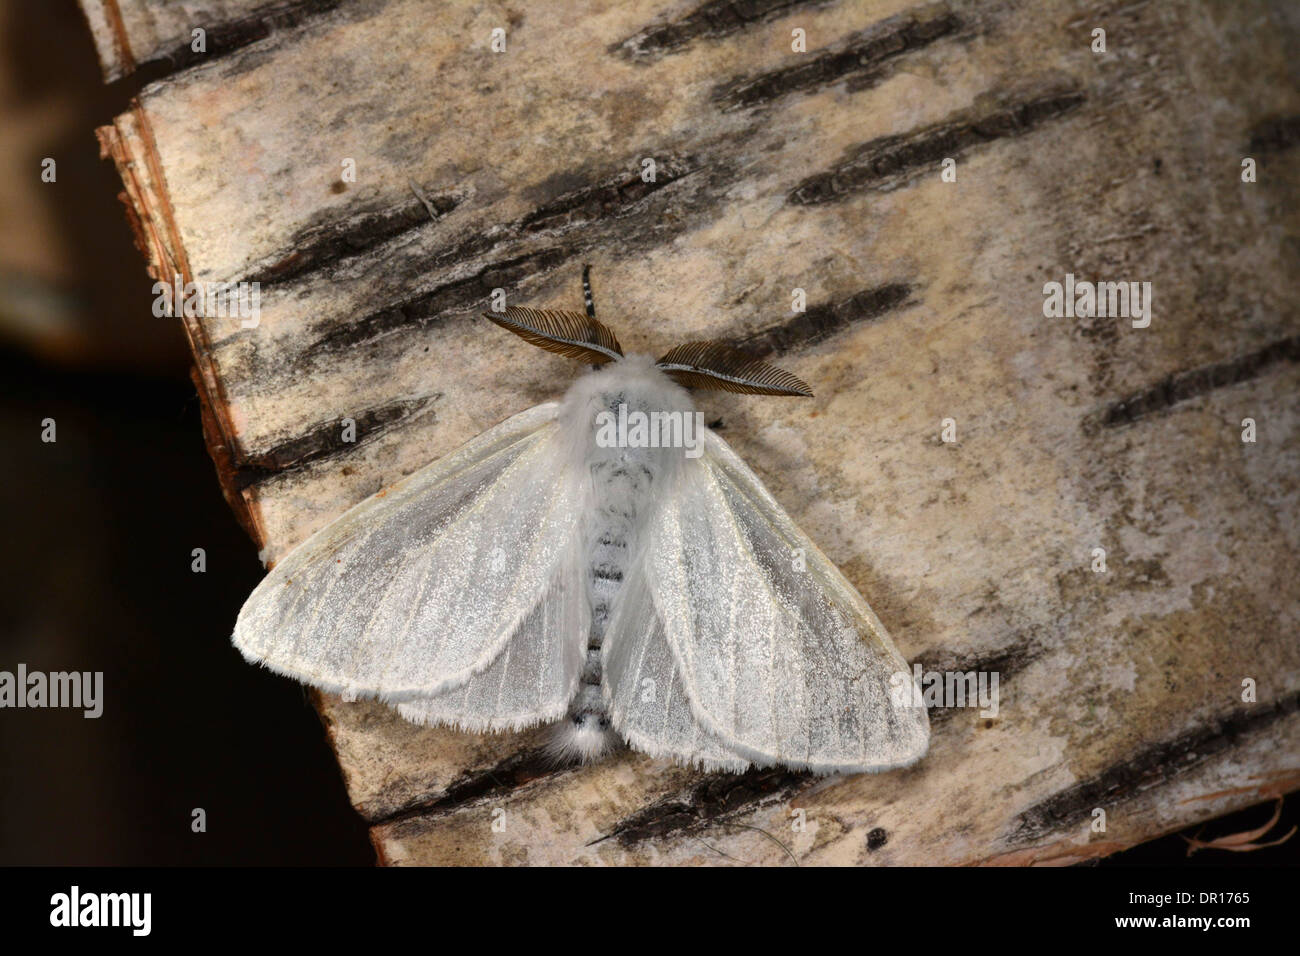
233;402;588;725
602;566;756;772
392;529;588;732
606;428;929;773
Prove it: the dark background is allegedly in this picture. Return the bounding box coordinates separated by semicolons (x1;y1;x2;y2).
0;0;1291;866
0;0;373;865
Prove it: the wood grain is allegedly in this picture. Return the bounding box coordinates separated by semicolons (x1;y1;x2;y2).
86;0;1300;864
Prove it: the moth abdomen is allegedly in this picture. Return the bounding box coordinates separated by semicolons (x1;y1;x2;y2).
581;649;602;684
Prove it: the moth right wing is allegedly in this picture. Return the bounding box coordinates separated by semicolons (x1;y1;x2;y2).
604;428;929;774
233;402;588;729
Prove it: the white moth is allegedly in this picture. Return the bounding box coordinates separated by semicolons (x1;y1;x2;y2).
234;269;929;774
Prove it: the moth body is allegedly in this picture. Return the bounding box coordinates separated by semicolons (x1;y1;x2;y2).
549;358;695;762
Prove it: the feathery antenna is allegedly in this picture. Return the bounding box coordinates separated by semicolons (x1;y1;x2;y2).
656;342;813;396
483;306;624;365
483;269;812;396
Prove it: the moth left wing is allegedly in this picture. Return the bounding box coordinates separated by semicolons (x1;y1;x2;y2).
606;428;929;773
233;402;588;728
392;531;588;732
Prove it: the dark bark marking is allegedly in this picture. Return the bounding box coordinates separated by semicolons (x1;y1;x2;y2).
306;158;699;354
789;88;1086;204
247;189;462;285
593;767;810;846
311;246;572;355
368;746;565;828
1093;335;1300;430
611;0;832;61
917;637;1047;725
1248;114;1300;154
713;7;963;110
1011;690;1300;842
364;632;1031;839
516;157;696;235
150;0;345;80
233;395;435;487
739;282;913;357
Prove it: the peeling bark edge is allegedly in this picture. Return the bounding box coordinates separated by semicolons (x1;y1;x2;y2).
97;103;267;547
192;366;261;542
80;0;137;81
